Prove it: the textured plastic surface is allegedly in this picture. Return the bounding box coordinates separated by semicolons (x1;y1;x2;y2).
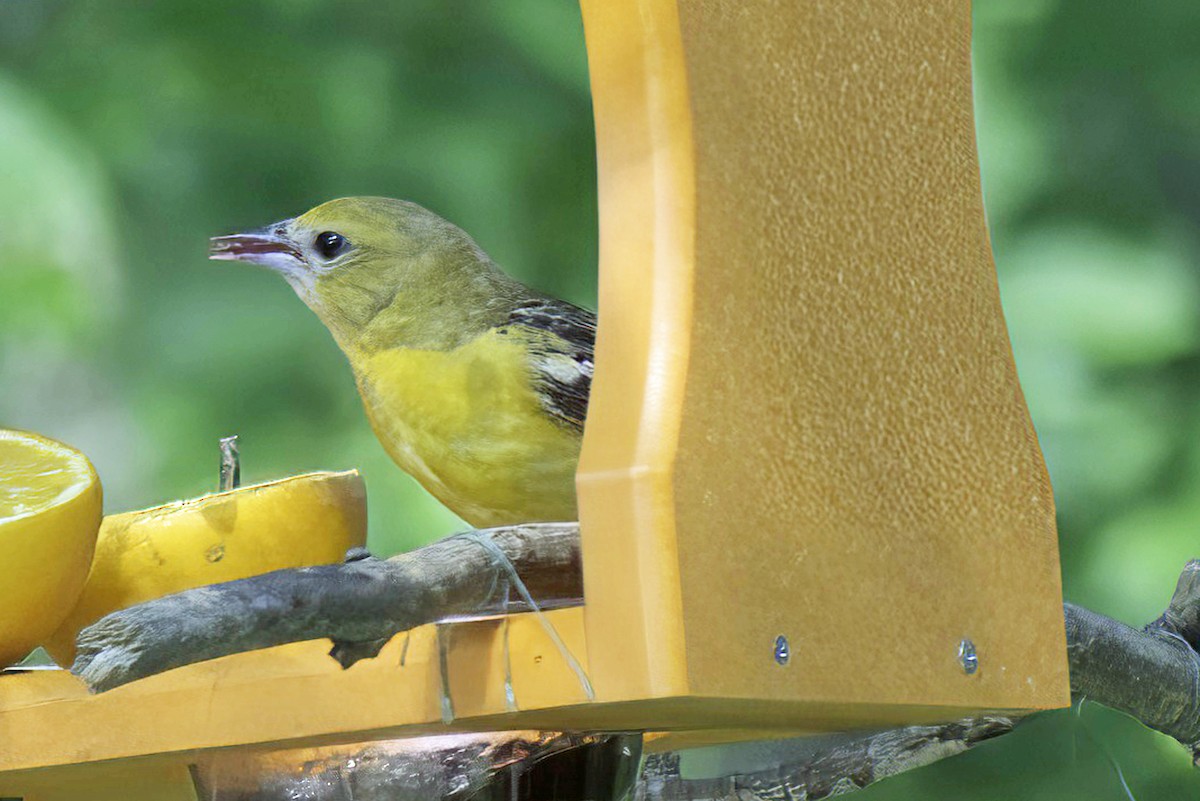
0;0;1069;783
0;612;593;777
0;760;197;801
576;0;1069;716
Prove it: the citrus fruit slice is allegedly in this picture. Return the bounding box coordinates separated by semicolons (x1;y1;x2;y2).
44;469;366;666
0;429;102;667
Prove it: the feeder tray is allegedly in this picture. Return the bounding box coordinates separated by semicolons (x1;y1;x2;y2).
0;1;1068;797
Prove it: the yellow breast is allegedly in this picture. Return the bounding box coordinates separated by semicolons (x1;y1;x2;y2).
349;329;582;527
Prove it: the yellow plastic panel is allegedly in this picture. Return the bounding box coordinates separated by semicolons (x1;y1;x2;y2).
576;0;1069;719
574;0;695;704
0;611;591;775
0;4;1072;783
0;760;196;801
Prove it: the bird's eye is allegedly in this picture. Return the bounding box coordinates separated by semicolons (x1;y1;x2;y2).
314;231;350;259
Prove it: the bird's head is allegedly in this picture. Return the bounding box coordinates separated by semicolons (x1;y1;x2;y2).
210;197;511;349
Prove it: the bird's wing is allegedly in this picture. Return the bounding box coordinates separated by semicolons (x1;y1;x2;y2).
504;298;596;433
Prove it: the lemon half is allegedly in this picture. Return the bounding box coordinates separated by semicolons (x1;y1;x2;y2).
0;429;102;667
44;469;367;666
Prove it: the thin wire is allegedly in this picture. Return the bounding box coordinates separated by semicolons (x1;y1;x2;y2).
501;578;518;711
458;531;595;701
1156;628;1200;716
1075;697;1137;801
436;623;455;723
399;630;412;668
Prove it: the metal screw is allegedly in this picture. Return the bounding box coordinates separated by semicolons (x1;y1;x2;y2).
773;634;791;666
958;638;979;675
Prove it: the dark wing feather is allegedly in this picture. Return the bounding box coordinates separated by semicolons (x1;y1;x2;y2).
504;297;596;433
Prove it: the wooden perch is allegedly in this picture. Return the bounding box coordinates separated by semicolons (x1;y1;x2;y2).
72;524;581;693
71;526;1200;798
1067;562;1200;759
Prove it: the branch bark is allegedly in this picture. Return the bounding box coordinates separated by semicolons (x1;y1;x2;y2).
1066;561;1200;761
635;717;1015;800
69;526;1200;797
72;524;581;693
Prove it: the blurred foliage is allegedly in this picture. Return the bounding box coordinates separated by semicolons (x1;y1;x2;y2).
0;0;595;552
1;0;1199;796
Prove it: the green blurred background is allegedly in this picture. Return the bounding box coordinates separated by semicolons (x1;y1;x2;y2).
1;0;1199;796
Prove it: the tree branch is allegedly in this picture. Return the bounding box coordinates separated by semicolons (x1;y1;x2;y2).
72;523;581;693
69;527;1200;797
635;717;1015;800
1066;562;1200;762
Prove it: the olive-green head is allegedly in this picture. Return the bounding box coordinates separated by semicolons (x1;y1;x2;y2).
210;196;516;349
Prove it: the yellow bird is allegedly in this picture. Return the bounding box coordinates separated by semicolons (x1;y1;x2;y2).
210;197;594;528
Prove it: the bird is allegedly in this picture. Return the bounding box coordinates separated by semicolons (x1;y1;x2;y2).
209;197;594;528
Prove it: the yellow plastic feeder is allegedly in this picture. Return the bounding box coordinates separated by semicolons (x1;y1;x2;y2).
0;1;1068;797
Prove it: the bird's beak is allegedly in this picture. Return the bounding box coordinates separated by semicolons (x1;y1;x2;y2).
209;221;303;271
